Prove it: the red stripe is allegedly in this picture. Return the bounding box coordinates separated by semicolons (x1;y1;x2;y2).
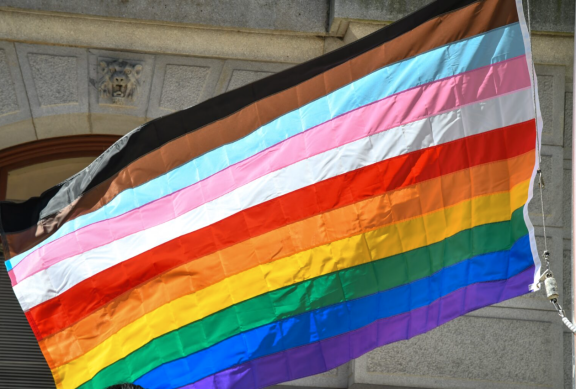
27;120;536;339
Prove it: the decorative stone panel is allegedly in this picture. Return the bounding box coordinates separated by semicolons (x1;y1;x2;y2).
160;66;209;109
15;43;89;138
28;53;78;106
147;55;224;119
536;64;566;147
0;41;35;148
214;60;292;96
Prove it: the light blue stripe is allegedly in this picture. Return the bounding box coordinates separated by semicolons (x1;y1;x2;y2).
7;23;525;271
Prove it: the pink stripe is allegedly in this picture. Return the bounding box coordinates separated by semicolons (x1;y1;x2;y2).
10;55;530;286
7;268;16;285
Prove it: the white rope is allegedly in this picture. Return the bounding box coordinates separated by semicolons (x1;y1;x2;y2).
520;2;576;334
525;0;549;263
562;317;576;333
525;0;576;334
551;299;576;333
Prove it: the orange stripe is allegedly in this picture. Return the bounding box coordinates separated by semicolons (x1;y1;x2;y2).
40;151;535;368
28;120;536;339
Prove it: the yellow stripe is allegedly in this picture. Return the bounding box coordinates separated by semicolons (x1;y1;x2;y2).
54;179;529;389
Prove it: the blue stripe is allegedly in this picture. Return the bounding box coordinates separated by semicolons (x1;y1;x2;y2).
134;234;533;389
7;23;525;271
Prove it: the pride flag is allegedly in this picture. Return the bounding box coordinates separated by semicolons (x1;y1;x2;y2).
1;0;542;388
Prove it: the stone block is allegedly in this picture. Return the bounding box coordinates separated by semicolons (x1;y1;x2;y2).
324;22;388;57
332;0;432;21
536;65;565;147
532;35;574;74
348;385;420;389
228;69;275;91
329;0;433;35
0;120;37;149
529;145;564;228
563;240;572;318
0;41;35;148
4;0;573;36
328;0;575;36
564;331;574;389
0;49;19;116
214;60;292;95
0;0;329;34
564;83;572;160
521;0;576;34
271;387;340;389
15;43;89;137
277;365;349;388
323;37;346;54
147;55;224;119
564;160;572;240
89;113;146;137
342;22;387;45
33;113;90;139
349;312;563;389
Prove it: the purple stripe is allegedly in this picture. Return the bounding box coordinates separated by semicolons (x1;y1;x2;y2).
179;266;534;389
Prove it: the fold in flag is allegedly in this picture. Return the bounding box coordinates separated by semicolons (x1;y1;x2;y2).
1;0;543;388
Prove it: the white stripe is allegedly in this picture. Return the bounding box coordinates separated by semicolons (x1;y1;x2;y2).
515;0;543;291
15;89;534;311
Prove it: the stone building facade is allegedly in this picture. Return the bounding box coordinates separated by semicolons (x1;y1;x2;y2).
0;1;573;388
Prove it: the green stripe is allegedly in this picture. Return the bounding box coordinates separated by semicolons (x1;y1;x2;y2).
80;208;528;389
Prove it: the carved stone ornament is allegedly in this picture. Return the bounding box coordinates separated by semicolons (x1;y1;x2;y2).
98;59;143;105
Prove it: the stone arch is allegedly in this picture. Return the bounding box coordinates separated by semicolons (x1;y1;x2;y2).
0;135;119;200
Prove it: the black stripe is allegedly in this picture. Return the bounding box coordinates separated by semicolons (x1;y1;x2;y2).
0;0;478;233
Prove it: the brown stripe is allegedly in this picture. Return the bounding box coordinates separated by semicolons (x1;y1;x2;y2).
5;0;519;258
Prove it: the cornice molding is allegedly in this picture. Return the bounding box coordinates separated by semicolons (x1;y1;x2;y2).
0;7;324;64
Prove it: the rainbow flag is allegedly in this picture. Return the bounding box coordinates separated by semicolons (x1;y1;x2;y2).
1;0;542;388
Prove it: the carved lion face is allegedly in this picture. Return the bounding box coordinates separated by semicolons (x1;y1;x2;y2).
99;60;143;103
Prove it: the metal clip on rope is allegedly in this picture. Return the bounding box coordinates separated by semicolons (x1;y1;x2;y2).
543;250;550;271
538;265;576;333
537;169;545;188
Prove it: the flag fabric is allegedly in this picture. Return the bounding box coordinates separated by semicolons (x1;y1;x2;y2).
0;0;542;388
